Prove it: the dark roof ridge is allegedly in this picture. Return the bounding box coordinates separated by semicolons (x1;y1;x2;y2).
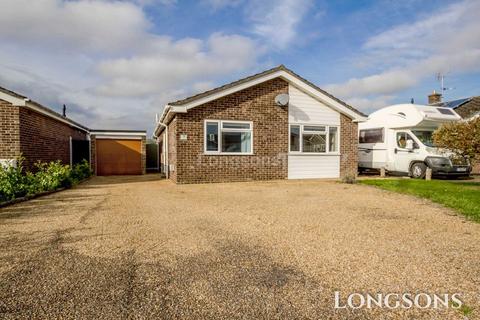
167;65;366;117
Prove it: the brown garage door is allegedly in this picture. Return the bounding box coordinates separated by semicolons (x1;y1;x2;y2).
96;139;142;175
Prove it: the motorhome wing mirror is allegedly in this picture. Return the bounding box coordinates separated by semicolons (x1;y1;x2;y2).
406;139;414;151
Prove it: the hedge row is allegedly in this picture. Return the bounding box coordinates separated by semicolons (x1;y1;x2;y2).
0;158;92;203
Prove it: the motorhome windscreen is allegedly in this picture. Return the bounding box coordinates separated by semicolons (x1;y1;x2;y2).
411;130;435;147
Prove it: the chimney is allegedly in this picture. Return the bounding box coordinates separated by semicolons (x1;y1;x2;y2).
428;90;442;104
62;104;66;117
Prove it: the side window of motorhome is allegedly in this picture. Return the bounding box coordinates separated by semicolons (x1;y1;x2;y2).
396;132;418;149
359;128;384;143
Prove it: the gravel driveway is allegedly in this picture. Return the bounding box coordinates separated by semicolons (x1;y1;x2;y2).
0;175;479;319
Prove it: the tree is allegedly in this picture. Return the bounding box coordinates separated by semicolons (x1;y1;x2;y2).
433;117;480;165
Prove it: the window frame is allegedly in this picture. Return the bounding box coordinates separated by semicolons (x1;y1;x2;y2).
289;123;340;155
204;119;254;155
396;131;419;150
359;128;384;144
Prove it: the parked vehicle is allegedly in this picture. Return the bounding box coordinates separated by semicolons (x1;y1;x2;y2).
358;104;472;178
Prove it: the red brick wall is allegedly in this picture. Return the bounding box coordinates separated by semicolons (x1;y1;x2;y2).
340;113;358;178
0;100;21;160
90;138;96;175
173;78;289;184
18;108;87;170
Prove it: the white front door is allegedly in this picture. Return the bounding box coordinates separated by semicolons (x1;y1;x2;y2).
393;132;419;173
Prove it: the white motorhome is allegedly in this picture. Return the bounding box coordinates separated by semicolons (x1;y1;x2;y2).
358;104;471;178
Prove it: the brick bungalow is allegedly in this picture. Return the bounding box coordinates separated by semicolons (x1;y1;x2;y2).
0;86;89;170
154;65;367;184
0;86;147;175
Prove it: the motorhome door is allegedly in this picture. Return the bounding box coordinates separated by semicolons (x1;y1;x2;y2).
394;132;418;173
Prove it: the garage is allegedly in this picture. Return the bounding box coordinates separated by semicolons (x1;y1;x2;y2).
90;130;147;176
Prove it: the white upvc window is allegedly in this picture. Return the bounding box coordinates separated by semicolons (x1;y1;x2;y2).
289;124;339;154
204;120;253;155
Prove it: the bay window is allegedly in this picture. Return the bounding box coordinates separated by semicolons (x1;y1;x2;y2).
205;120;253;154
289;124;339;153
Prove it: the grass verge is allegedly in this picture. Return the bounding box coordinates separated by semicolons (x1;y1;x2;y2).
359;179;480;222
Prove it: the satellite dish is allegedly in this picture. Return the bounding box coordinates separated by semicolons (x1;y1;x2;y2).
275;93;289;107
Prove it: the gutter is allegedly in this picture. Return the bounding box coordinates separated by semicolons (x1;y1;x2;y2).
154;105;187;137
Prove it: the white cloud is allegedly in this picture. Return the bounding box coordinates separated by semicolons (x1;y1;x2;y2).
200;0;312;49
95;33;259;97
248;0;312;49
0;0;149;53
326;0;480;109
346;95;395;114
131;0;177;6
326;69;417;98
0;0;263;132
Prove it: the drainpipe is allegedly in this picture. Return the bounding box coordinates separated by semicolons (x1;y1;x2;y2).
156;122;168;179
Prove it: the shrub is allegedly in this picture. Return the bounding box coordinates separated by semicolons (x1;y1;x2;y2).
33;161;72;190
433;117;480;166
70;159;93;183
0;158;92;203
0;158;28;202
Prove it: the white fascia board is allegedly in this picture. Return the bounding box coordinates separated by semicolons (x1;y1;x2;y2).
90;131;146;137
92;135;143;140
155;105;187;136
0;91;26;106
153;105;170;137
179;70;366;121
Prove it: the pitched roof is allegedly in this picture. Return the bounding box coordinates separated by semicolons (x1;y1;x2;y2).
0;86;89;131
432;97;472;109
168;65;367;117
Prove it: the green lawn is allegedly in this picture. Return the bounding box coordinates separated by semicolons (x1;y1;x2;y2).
359;179;480;222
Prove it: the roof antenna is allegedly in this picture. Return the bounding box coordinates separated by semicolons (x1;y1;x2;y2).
410;98;414;104
62;104;66;117
436;72;455;98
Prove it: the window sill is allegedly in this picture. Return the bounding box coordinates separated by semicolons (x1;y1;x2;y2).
288;153;341;156
203;152;254;156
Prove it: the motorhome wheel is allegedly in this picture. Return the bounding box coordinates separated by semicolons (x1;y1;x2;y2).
410;162;427;179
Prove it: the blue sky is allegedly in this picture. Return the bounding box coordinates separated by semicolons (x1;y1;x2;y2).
0;0;479;133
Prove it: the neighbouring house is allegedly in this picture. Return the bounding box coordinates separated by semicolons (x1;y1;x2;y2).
154;65;367;184
0;86;89;170
428;92;480;120
428;92;480;174
0;86;147;176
